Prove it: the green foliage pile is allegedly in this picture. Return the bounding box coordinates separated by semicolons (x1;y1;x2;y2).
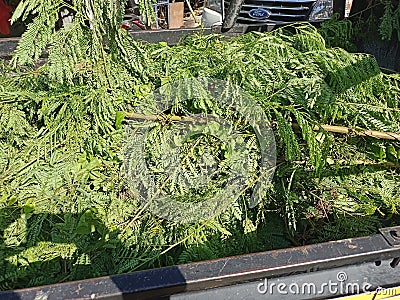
1;2;400;290
379;0;400;40
346;0;400;42
317;14;356;51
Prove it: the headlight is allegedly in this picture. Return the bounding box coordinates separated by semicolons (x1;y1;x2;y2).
205;0;222;13
309;0;333;21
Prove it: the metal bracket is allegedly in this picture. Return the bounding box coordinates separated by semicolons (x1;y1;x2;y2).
379;226;400;246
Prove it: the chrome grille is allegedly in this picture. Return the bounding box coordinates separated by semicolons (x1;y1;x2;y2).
224;0;317;25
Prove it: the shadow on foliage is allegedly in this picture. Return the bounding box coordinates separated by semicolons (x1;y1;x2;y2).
0;207;128;291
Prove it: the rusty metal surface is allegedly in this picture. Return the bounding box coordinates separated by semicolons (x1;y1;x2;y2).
1;228;400;300
171;258;400;299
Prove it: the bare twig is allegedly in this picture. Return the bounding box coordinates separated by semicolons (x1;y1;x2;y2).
126;111;400;141
292;123;400;141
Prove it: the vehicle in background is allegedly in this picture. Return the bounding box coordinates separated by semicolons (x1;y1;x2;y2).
0;0;13;35
202;0;354;32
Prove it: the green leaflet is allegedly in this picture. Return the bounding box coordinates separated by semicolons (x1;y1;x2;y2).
292;110;327;175
274;109;300;162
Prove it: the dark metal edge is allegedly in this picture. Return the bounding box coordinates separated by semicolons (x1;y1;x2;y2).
379;226;400;246
1;228;400;300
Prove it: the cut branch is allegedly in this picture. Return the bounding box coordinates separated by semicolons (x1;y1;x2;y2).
125;112;400;141
292;123;400;141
